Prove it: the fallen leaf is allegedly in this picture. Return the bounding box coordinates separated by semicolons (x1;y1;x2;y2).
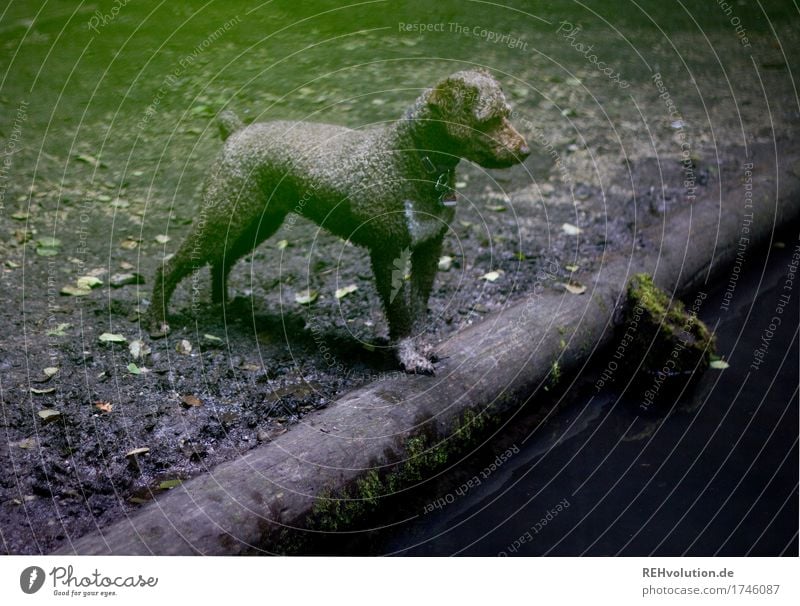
119;261;134;270
95;401;113;413
11;211;28;220
438;256;453;271
60;285;92;296
37;409;61;423
43;367;59;378
709;359;729;370
276;239;289;250
46;323;71;336
203;333;223;343
565;264;579;272
190;104;211;116
125;447;150;458
158;479;182;490
14;438;37;449
5;260;20;268
36;236;61;256
295;289;318;305
127;362;141;375
480;270;502;282
74;153;106;168
110;272;145;287
154;234;170;244
238;362;261;372
76;276;103;290
487;204;507;212
30;387;56;395
120;238;139;250
563;282;587;295
129;339;151;360
180;395;202;408
98;332;126;343
562;223;582;236
335;284;358;299
175;339;192;355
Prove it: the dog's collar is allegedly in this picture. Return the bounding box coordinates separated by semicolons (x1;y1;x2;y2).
421;155;457;207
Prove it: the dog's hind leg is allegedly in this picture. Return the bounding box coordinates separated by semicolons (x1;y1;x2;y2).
211;210;288;305
150;238;204;332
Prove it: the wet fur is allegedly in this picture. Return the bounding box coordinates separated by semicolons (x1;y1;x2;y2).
149;69;529;373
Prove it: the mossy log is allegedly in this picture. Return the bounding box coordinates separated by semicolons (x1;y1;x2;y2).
58;142;800;554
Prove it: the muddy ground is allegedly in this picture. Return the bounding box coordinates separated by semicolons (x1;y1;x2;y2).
1;1;798;554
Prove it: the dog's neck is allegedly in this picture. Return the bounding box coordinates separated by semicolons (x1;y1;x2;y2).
395;91;459;174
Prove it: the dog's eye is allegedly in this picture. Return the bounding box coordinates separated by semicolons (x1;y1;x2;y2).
481;116;503;130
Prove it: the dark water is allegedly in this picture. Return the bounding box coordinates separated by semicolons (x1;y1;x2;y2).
359;233;799;556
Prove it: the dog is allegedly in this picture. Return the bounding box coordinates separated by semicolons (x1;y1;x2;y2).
149;69;529;373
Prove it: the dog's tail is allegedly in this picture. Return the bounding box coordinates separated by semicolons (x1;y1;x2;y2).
218;110;245;141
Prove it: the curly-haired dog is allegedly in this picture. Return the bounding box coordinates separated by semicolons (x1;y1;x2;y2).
149;69;529;373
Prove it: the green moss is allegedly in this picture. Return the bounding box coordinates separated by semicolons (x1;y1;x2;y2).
307;408;490;534
544;359;561;391
622;273;715;396
628;273;669;320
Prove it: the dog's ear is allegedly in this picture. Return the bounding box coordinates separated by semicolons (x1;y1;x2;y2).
428;75;477;118
427;77;458;116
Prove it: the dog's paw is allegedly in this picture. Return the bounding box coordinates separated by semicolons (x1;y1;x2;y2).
397;338;436;375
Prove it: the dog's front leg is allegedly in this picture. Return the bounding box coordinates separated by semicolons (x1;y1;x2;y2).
370;248;434;374
403;235;444;367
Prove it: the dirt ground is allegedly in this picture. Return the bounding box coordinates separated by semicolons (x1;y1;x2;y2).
1;1;798;554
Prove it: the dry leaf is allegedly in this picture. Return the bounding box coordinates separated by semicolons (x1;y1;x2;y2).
95;401;113;413
76;276;103;290
37;409;61;423
295;289;318;305
125;447;150;458
335;284;358;299
98;332;126;343
180;395;202;408
563;282;587;295
60;285;92;296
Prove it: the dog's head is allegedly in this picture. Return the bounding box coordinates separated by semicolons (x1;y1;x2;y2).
427;69;529;168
